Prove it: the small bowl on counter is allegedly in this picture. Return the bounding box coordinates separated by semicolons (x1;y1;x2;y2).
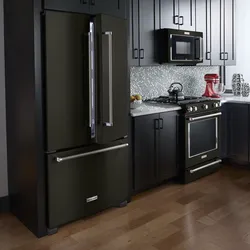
130;100;142;109
130;94;143;109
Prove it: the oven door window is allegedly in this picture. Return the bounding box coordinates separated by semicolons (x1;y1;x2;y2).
171;35;194;61
188;118;218;158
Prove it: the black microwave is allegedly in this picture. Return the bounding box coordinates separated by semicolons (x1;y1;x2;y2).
157;29;203;65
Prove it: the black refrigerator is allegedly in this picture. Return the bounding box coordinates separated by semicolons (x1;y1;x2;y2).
4;0;129;237
44;11;129;229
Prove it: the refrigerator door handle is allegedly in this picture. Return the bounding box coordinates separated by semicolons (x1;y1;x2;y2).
88;22;96;138
102;31;113;127
56;143;129;163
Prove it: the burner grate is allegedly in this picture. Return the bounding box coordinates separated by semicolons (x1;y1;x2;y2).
144;96;208;105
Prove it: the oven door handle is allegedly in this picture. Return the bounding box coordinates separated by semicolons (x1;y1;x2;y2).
188;112;222;121
190;159;222;174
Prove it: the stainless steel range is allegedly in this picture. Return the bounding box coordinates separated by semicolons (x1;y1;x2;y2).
145;96;222;183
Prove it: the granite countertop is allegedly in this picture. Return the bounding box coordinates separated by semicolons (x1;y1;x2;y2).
130;102;181;117
130;94;250;117
219;94;250;104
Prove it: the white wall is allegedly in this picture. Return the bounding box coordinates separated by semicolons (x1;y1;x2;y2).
226;0;250;87
0;0;8;197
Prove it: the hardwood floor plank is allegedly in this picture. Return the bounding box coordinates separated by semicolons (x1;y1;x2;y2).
1;165;250;250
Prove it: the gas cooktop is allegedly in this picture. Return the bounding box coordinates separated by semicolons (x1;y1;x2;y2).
144;96;210;105
144;96;221;114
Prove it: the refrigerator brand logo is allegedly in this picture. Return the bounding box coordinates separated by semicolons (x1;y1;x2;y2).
201;155;207;159
86;195;98;203
184;32;190;35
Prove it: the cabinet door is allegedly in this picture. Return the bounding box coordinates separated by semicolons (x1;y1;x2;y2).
133;114;158;192
220;104;228;159
224;0;236;66
228;104;249;163
47;143;129;229
210;0;224;65
178;0;196;31
139;0;160;66
90;0;127;19
160;0;179;29
129;0;139;66
44;0;90;13
158;112;178;182
196;0;211;66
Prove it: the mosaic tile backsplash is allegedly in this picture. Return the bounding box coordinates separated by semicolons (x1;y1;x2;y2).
130;65;220;99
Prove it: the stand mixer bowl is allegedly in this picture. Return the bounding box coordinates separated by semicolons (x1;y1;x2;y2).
213;81;226;96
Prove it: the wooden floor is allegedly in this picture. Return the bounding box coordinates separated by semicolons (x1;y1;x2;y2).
2;165;250;250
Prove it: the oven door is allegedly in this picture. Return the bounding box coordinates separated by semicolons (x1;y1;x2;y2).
170;34;203;63
185;112;222;168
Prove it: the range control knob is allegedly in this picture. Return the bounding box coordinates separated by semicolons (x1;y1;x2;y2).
192;106;198;112
213;103;219;108
186;106;193;112
202;104;209;110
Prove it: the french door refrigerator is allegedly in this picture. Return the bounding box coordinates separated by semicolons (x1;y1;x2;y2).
44;11;129;230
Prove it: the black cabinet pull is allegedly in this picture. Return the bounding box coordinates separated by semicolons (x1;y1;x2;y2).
225;52;229;60
80;0;88;3
154;119;159;130
159;118;164;129
133;49;139;59
90;0;95;5
179;16;184;25
173;15;179;25
206;52;211;60
220;52;225;60
140;49;145;59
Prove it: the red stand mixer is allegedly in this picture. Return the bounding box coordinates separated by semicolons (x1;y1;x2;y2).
203;74;221;98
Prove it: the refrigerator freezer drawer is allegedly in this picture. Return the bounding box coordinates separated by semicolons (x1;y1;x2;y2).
47;142;129;229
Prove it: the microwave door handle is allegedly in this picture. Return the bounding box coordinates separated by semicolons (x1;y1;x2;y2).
194;38;203;61
194;38;199;60
200;37;203;61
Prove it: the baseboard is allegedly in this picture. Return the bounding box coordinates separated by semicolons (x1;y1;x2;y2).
0;196;10;213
